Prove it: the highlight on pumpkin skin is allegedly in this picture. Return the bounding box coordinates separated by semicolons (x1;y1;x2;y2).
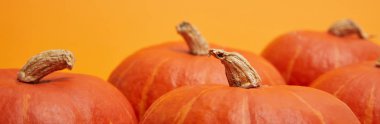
209;49;261;88
17;49;75;83
176;21;209;55
328;19;368;39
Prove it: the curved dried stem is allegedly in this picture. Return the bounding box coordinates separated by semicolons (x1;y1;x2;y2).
18;49;75;83
176;21;209;55
209;49;261;88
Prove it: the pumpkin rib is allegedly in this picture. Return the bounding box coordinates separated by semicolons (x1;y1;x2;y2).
173;86;224;123
286;89;326;124
333;71;370;96
138;57;172;118
111;49;157;88
111;26;286;120
333;41;341;68
253;57;278;85
110;57;140;88
140;88;179;123
309;71;337;87
258;67;273;85
1;67;137;124
311;62;380;124
242;92;251;124
108;87;137;122
332;76;356;96
285;46;302;82
22;94;31;122
263;20;380;86
142;50;360;124
363;83;376;124
333;82;349;96
165;60;179;87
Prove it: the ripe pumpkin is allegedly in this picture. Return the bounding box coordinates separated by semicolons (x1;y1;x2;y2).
109;22;285;120
311;60;380;124
0;50;137;124
141;49;359;124
262;19;380;86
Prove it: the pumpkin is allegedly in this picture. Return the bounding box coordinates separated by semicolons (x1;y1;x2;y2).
108;22;285;120
141;49;359;124
262;19;380;86
0;50;137;124
311;60;380;124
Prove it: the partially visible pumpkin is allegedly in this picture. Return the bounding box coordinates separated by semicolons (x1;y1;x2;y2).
262;19;380;86
108;22;285;120
141;49;359;124
0;50;137;124
311;60;380;124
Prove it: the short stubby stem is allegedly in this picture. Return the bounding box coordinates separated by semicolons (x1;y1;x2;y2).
209;49;261;89
328;19;368;39
17;49;75;83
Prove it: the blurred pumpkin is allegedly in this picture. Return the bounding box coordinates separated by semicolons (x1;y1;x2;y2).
141;49;359;124
0;50;137;124
262;19;380;86
108;22;285;120
311;60;380;124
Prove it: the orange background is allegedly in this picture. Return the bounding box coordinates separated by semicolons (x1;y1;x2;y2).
1;0;379;79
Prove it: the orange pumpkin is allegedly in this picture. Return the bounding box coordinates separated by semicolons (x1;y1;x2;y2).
311;60;380;124
262;19;380;86
141;49;359;124
0;50;137;124
109;22;285;120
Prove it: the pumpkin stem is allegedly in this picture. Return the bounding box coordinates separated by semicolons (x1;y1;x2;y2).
328;19;368;39
17;49;75;83
376;59;380;68
209;49;261;88
176;21;209;55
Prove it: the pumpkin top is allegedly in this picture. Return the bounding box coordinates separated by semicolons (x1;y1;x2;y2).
17;49;74;84
209;49;262;88
176;21;209;56
328;19;368;39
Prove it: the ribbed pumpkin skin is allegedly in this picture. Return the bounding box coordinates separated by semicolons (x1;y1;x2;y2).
108;42;285;120
141;84;359;124
262;31;380;86
311;61;380;124
0;69;137;124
